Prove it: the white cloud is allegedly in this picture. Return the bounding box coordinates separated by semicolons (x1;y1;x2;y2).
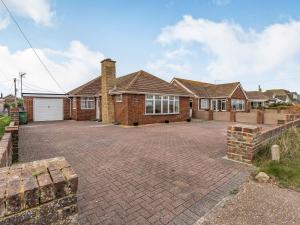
0;14;9;30
0;40;105;95
147;48;192;78
0;0;55;27
155;15;300;91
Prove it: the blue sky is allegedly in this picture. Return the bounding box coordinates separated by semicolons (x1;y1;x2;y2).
0;0;300;95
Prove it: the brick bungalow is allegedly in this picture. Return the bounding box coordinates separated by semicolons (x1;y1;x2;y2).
246;91;270;109
171;78;248;117
68;59;190;125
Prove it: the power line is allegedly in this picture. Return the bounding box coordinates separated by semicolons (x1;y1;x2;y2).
22;81;59;93
0;0;65;93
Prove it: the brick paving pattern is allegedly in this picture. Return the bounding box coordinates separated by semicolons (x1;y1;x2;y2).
19;121;250;225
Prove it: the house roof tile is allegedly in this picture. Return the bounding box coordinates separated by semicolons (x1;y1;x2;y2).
246;91;269;100
173;78;240;98
68;70;189;96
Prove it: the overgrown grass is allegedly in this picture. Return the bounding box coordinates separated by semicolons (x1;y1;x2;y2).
254;128;300;190
0;116;11;139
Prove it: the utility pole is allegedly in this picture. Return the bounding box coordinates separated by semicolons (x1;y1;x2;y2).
19;72;26;98
13;78;17;107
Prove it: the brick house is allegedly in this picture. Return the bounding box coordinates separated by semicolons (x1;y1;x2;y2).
68;59;190;125
171;78;248;117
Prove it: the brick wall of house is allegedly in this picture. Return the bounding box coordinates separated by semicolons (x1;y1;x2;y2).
71;97;97;121
63;98;71;120
114;94;190;125
24;97;70;122
23;97;33;122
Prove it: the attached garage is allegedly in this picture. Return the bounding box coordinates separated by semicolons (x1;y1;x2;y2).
23;93;70;122
33;98;63;121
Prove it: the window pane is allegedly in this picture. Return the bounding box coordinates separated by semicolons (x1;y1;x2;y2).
175;100;179;113
169;99;174;113
163;98;168;114
146;99;154;114
221;100;226;111
155;96;162;113
146;95;153;100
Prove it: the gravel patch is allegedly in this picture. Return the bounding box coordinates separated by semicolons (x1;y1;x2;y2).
198;180;300;225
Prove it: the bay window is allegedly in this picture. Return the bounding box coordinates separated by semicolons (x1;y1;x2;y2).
80;97;95;109
145;95;179;115
231;99;245;111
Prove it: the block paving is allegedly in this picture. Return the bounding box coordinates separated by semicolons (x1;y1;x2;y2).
19;121;251;225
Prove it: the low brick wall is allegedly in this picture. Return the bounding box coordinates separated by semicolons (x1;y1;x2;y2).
4;122;19;163
0;122;19;167
0;133;12;168
227;119;300;163
236;112;257;124
213;112;230;121
0;157;78;224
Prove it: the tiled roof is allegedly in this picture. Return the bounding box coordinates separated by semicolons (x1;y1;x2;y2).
246;91;269;100
173;78;240;98
68;70;189;96
68;77;101;96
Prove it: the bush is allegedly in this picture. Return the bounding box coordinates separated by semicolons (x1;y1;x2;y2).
0;116;11;139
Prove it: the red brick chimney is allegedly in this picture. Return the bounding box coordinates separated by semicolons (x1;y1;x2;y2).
101;58;116;123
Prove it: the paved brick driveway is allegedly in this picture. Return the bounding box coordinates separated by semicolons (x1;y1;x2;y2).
19;121;250;225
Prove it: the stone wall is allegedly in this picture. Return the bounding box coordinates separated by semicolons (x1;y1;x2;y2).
227;119;300;163
0;122;19;167
0;157;78;225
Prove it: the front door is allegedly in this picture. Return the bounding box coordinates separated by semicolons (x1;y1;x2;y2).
189;99;193;117
96;97;100;121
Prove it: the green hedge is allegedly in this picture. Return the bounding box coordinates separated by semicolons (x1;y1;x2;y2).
0;116;11;139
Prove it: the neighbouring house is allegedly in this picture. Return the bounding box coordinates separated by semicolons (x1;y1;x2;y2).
264;89;293;104
246;91;270;109
171;78;248;118
24;59;190;125
288;92;300;104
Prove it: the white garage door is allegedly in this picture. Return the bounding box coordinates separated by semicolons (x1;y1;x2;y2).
33;98;63;121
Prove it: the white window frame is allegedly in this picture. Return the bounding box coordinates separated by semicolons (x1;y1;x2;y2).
72;97;76;110
211;99;226;111
231;99;245;111
199;99;209;110
115;94;123;102
80;97;95;110
221;99;226;111
145;95;179;115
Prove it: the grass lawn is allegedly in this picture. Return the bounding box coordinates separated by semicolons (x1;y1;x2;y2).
0;116;11;139
254;128;300;191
